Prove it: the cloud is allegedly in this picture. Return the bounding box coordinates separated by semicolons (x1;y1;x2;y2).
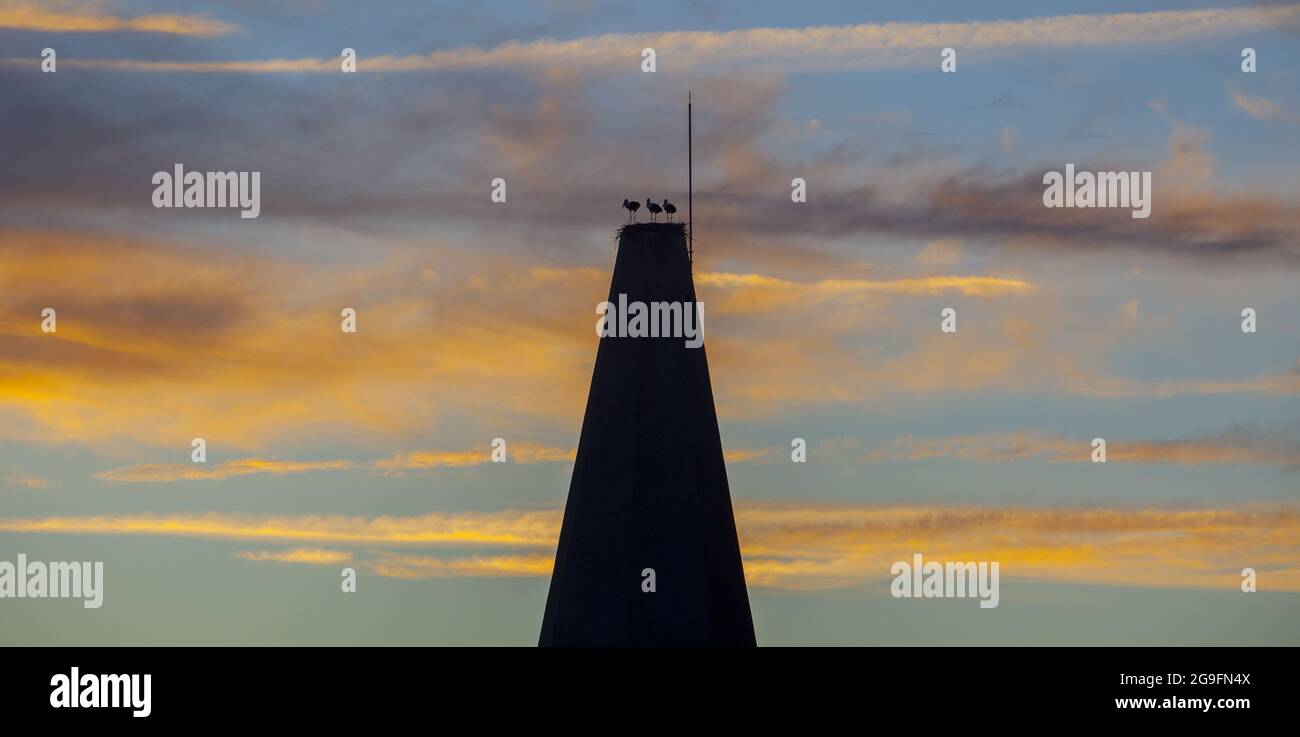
862;424;1300;469
914;239;963;267
734;504;1300;591
756;168;1300;266
864;431;1082;463
236;547;353;565
695;271;1035;315
0;57;1292;451
368;552;553;579
10;5;1297;73
722;447;780;464
1071;361;1300;399
0;509;562;547
81;441;816;480
2;52;1295;270
374;443;573;474
4;503;1298;591
0;227;1031;449
3;229;1293;450
706;314;1063;418
93;443;575;482
234;548;551;581
0;233;599;453
1228;85;1298;123
699;114;1300;266
0;1;235;36
3;472;49;489
95;459;358;483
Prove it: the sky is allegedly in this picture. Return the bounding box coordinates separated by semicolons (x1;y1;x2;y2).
0;0;1298;645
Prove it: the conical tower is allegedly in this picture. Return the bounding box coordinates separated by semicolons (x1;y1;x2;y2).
539;223;756;646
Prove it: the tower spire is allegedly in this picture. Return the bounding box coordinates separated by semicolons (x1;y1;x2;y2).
538;225;755;647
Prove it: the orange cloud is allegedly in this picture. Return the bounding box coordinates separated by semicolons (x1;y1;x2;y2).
0;230;1044;452
862;426;1300;468
4;503;1297;591
695;271;1036;315
93;442;576;482
2;231;1293;455
0;2;235;36
7;5;1295;72
706;315;1050;418
723;447;780;464
0;509;562;547
236;548;354;565
374;443;573;473
96;459;357;483
0;232;596;454
369;552;553;579
734;504;1300;591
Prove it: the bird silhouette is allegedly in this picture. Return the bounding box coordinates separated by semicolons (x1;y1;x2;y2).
662;199;676;222
645;197;662;222
623;198;640;222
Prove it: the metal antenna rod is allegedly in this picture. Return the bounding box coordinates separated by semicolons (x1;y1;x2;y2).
688;90;693;269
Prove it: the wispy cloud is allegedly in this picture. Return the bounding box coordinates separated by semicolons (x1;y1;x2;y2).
864;431;1081;463
1071;361;1300;399
0;509;562;547
1228;85;1298;124
96;459;358;483
862;424;1300;469
3;472;49;489
722;447;781;464
236;547;354;565
369;552;553;579
696;272;1036;315
4;503;1298;591
234;547;553;578
0;1;235;36
93;443;575;483
374;443;573;474
11;5;1296;73
735;504;1300;591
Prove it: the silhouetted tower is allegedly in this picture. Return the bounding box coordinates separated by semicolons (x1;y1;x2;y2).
538;223;756;646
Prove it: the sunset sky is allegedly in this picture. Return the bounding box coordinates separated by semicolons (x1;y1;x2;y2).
1;0;1297;644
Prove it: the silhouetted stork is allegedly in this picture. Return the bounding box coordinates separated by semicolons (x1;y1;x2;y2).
645;197;662;222
623;198;640;222
662;199;676;222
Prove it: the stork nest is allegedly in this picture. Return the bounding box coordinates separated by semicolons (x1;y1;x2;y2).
613;221;688;241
